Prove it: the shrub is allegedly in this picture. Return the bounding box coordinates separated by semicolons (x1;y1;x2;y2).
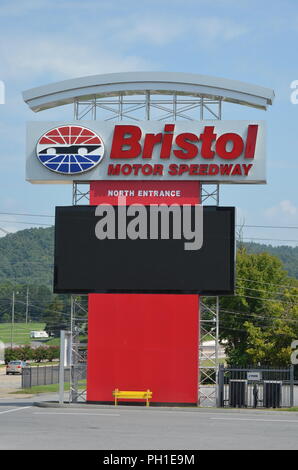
46;346;60;362
18;346;34;361
5;348;21;363
4;345;60;363
32;346;49;362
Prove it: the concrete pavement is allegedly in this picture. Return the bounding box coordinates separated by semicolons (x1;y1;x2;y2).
0;394;297;450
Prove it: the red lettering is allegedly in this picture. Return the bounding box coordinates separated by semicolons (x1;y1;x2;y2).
168;164;178;175
153;164;164;175
142;133;162;159
220;164;233;175
244;125;258;158
122;164;133;175
173;133;199;159
178;164;190;175
160;124;175;159
208;164;219;175
200;126;217;159
231;164;242;175
189;165;200;175
142;164;153;175
199;164;208;175
132;164;142;175
216;133;244;160
110;125;142;159
242;164;253;175
108;164;121;175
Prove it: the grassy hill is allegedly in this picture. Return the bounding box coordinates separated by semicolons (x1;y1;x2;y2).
0;226;54;287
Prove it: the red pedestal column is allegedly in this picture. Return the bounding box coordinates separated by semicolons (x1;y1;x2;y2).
87;181;200;405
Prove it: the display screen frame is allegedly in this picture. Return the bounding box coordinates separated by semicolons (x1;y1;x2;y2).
54;205;235;295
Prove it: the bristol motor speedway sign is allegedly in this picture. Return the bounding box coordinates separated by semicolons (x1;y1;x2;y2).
26;120;266;184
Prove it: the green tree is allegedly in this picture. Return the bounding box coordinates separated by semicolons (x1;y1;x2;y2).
244;319;297;366
44;298;68;337
219;248;298;366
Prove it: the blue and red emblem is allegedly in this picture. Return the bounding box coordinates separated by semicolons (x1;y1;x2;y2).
36;125;104;174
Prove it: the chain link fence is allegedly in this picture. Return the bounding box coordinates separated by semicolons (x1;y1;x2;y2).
22;364;86;389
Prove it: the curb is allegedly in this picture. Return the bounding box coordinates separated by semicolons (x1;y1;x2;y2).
33;401;298;415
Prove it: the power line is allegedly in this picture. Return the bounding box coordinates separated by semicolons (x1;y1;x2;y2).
0;212;54;218
218;325;296;337
0;212;297;228
0;220;52;226
235;284;298;298
239;224;298;229
219;308;298;324
237;277;298;290
233;292;298;306
0;211;298;230
242;237;298;243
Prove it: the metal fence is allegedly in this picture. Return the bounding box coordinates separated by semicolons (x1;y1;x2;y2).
218;365;295;408
22;365;86;389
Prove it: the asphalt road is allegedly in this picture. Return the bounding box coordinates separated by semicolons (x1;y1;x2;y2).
0;395;297;450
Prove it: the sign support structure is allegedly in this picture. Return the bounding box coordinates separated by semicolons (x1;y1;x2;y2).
23;72;274;406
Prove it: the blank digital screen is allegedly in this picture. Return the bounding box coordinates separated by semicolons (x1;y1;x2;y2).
54;205;235;295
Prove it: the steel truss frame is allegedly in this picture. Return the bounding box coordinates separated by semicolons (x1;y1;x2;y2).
69;295;88;403
71;90;222;405
73;93;222;121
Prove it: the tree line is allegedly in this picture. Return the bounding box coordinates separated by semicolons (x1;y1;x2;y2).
0;226;298;367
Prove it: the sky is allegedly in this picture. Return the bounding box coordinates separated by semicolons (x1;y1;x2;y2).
0;0;297;246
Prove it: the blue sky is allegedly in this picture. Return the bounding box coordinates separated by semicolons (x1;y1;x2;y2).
0;0;297;245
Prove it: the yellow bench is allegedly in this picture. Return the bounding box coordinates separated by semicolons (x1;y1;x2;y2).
113;389;152;407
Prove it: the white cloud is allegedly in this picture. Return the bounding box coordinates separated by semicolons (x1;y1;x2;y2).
113;15;249;46
0;35;155;81
265;200;298;219
194;17;248;42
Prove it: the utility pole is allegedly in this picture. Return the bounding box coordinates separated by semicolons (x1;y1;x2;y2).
25;287;29;324
10;291;15;348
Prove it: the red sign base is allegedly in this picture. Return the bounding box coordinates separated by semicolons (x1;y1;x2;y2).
86;181;200;405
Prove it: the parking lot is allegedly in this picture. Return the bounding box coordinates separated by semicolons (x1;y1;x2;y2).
0;367;22;395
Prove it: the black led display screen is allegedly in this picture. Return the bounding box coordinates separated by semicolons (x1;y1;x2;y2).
54;205;235;295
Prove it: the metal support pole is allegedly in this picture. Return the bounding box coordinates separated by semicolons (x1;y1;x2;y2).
215;296;220;404
25;287;29;324
119;93;123;121
290;365;294;408
69;296;80;403
10;291;15;348
217;364;224;407
146;91;150;120
59;330;66;404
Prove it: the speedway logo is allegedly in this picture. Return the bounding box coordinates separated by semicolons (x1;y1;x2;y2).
36;125;104;174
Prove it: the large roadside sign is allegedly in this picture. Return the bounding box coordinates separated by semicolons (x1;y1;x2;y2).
26;120;266;184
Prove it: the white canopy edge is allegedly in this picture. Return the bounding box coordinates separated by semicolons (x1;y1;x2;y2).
23;71;274;112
